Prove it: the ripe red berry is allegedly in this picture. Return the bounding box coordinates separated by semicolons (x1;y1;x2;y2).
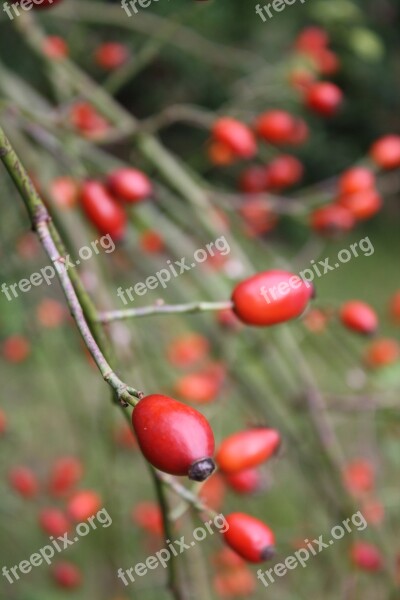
337;189;382;220
139;230;164;254
2;335;30;363
167;333;209;367
67;490;101;522
295;27;329;53
389;291;400;323
254;110;298;144
42;36;68;60
81;180;127;239
9;467;39;499
340;301;378;335
239;198;278;237
223;513;275;563
107;168;152;203
212;118;257;159
132;394;215;481
239;166;269;194
94;42;129;70
39;508;70;537
213;567;256;597
225;467;263;495
305;82;343;116
370;135;400;170
52;562;82;589
131;501;163;536
70;102;109;138
48;457;83;497
175;371;220;404
216;428;280;474
266;155;304;189
50;177;79;209
350;542;382;572
0;409;7;435
208;140;236;166
364;338;400;369
338;167;375;196
310;204;355;235
231;270;312;326
212;547;245;570
343;459;375;496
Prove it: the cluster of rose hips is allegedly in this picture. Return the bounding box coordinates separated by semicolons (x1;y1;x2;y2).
6;456;102;589
80;168;152;239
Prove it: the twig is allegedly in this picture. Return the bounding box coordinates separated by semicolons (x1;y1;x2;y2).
97;300;234;323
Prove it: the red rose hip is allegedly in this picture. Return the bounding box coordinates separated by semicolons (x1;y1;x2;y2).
340;301;378;335
107;168;152;203
216;428;280;474
232;270;312;326
81;180;126;239
132;394;215;481
223;513;275;563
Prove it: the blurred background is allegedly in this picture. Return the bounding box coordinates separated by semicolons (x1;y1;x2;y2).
0;0;400;599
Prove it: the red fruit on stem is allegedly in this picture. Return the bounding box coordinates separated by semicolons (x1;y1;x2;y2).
266;155;303;189
42;36;68;59
95;42;129;70
39;508;70;537
107;168;152;203
131;501;163;536
48;457;83;497
350;542;382;572
9;467;39;499
167;333;209;367
340;301;378;335
223;513;275;563
239;198;278;237
338;167;375;196
0;409;6;435
212;118;257;159
305;82;343;116
52;562;82;589
343;459;375;496
370;135;400;170
225;467;263;495
132;394;215;481
337;189;382;220
70;102;109;137
81;180;127;239
255;110;297;144
239;166;269;194
310;204;355;235
364;338;400;368
67;490;101;522
295;27;329;53
231;270;312;326
216;428;280;474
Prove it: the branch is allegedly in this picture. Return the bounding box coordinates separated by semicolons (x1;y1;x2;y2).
97;300;234;324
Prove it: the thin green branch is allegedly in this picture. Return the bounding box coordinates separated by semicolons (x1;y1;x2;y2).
97;300;234;324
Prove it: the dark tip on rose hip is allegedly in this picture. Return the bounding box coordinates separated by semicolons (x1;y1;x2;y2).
188;457;216;482
260;545;276;561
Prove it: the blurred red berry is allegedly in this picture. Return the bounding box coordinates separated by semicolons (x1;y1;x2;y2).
305;82;343;116
0;409;6;435
364;338;400;368
370;135;400;170
52;562;82;589
131;501;163;536
295;27;329;53
139;230;164;254
39;508;70;537
225;467;263;495
67;490;102;522
9;467;39;499
255;110;305;145
310;204;355;235
389;291;400;324
208;140;237;166
337;189;382;220
49;457;83;497
2;335;30;363
212;118;257;159
338;167;375;196
37;299;66;329
95;42;129;70
213;567;256;597
71;102;109;138
42;36;68;59
49;177;79;209
216;428;280;474
81;180;127;239
340;301;378;335
107;168;152;203
267;155;304;189
350;542;382;572
199;472;226;511
343;459;375;496
167;333;209;367
114;423;137;449
239;166;269;194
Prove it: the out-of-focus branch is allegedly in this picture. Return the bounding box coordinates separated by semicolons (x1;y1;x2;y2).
97;300;234;324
